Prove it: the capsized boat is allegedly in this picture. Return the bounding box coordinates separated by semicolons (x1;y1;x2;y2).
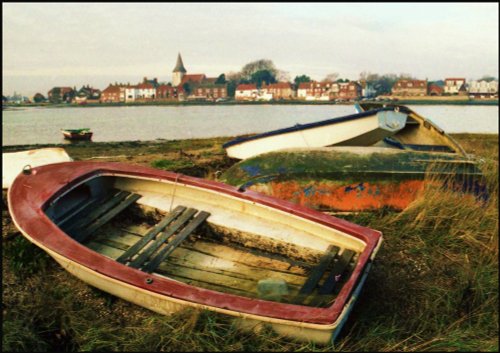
220;147;486;212
8;161;382;344
223;108;408;159
354;102;468;157
2;147;72;189
61;128;93;141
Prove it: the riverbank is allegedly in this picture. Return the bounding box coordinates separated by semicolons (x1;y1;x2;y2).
2;133;498;351
3;98;498;110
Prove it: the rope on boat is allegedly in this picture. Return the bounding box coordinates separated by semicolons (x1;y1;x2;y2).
169;174;180;213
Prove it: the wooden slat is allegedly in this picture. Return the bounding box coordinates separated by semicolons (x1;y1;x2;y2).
116;205;186;264
128;208;198;269
55;197;99;228
317;250;356;295
64;190;130;235
75;193;142;242
143;211;210;273
292;245;339;304
311;250;356;307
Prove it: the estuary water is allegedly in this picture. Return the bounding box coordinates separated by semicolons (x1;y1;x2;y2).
2;104;498;146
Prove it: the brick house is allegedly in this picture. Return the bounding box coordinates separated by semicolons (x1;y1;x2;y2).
235;84;258;100
444;78;466;95
191;83;227;101
428;84;444;96
156;84;179;100
391;80;427;96
260;82;294;100
101;84;129;103
338;82;362;100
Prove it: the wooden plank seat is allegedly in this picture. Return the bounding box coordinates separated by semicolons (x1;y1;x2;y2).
118;206;211;274
60;190;141;243
293;246;356;306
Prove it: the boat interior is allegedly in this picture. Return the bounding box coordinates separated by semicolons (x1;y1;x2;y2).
44;174;366;308
359;103;465;155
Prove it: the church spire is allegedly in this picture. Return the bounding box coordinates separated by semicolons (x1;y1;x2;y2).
173;53;187;73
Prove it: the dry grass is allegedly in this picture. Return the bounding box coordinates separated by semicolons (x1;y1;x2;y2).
2;133;498;351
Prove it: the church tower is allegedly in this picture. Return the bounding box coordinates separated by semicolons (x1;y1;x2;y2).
172;53;187;87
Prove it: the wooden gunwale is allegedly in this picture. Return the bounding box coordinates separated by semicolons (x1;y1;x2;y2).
8;161;382;326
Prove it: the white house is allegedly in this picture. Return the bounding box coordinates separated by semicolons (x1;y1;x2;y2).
444;78;466;94
469;80;498;95
235;84;258;101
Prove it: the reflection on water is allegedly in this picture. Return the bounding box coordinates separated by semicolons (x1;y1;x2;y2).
2;104;498;146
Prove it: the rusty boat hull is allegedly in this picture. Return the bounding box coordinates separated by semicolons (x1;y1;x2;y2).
8;161;383;344
220;147;486;212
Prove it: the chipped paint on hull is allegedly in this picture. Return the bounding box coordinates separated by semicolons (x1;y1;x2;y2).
251;179;426;211
220;147;486;212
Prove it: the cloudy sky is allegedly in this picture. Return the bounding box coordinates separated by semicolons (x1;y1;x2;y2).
3;2;498;97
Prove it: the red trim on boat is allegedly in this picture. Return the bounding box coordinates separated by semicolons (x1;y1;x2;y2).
8;161;382;325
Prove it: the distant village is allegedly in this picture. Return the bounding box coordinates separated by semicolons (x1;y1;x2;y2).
3;53;499;105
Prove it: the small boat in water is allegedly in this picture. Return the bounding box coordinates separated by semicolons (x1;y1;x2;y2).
220;147;486;212
8;161;382;344
354;103;468;157
2;147;72;189
61;128;93;141
223;108;408;159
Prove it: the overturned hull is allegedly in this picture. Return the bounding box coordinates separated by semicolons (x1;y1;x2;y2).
220;147;486;212
2;147;72;189
223;108;407;159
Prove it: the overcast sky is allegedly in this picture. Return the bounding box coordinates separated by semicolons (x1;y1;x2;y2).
3;2;499;97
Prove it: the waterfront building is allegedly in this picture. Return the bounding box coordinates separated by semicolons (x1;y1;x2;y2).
444;78;467;95
468;79;498;98
260;82;294;100
338;81;362;100
428;83;444;96
391;80;427;96
297;81;335;101
74;85;101;104
47;87;75;103
156;84;179;100
235;84;258;100
101;84;129;103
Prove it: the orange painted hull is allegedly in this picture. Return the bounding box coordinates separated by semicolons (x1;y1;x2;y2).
250;179;427;212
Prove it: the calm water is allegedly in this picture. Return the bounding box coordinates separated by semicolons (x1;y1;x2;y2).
2;104;498;146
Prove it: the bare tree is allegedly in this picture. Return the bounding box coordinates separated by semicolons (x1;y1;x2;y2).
322;73;339;82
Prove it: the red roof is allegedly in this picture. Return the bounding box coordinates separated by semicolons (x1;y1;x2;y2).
263;82;291;89
180;74;206;86
102;85;121;94
136;82;155;89
298;82;313;89
236;84;257;91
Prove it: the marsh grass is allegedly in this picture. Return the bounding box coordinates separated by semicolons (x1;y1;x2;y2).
2;134;498;351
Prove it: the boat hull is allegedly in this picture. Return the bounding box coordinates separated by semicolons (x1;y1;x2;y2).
61;129;93;140
223;109;407;159
354;103;468;157
2;148;72;189
8;161;382;344
220;147;485;212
